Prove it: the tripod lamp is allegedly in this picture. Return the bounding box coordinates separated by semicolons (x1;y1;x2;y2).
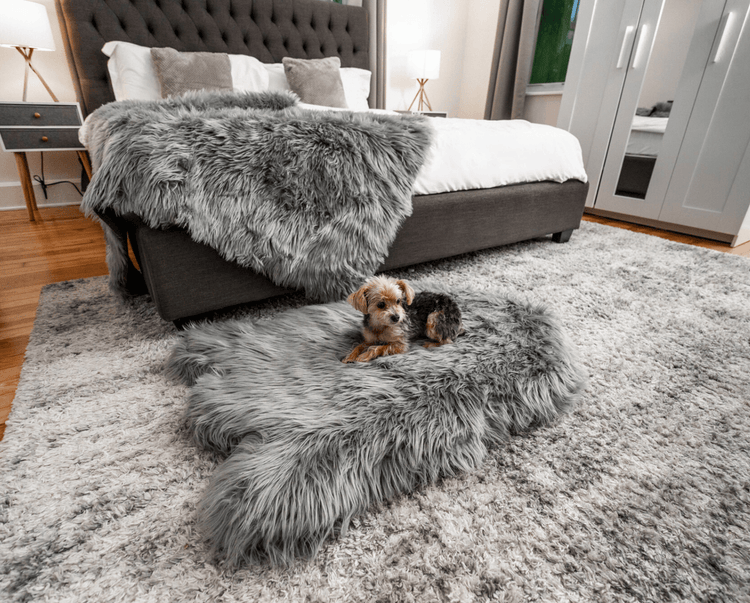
0;0;58;101
407;50;440;112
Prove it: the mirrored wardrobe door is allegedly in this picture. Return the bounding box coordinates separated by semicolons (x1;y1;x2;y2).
594;0;705;218
560;0;646;208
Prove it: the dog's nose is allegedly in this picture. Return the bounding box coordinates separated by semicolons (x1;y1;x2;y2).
390;314;400;323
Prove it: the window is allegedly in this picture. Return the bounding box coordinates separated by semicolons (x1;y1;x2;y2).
529;0;580;86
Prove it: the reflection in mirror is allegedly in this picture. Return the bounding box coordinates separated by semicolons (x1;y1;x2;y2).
615;0;703;199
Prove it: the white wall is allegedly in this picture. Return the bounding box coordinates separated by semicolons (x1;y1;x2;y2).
385;0;500;119
524;93;562;127
0;0;84;211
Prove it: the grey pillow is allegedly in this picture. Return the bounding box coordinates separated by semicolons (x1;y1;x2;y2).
151;48;233;98
282;57;348;108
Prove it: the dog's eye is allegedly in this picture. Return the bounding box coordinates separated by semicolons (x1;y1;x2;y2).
397;298;403;305
377;302;386;309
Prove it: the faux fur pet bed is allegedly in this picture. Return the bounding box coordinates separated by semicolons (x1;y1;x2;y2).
167;285;587;566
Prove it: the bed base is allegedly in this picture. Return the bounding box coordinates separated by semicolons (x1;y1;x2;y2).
104;180;588;323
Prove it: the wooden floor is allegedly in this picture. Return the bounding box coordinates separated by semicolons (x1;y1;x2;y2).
1;206;749;442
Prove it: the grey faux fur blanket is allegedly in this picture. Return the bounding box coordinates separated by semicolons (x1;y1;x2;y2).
80;90;433;301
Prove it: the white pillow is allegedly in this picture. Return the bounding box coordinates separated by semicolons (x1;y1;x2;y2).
228;55;269;93
263;63;292;94
102;41;270;100
265;63;371;111
102;41;160;101
340;67;372;111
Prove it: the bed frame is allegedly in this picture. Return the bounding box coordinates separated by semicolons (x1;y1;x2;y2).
55;0;588;323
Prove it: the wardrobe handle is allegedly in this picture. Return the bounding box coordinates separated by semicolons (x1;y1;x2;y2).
616;26;636;69
631;24;649;70
711;12;734;63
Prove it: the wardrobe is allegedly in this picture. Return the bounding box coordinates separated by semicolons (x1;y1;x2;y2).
558;0;750;246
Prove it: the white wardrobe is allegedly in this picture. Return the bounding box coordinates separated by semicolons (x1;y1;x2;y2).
558;0;750;246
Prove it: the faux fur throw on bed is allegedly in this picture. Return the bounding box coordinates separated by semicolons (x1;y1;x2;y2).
80;90;434;301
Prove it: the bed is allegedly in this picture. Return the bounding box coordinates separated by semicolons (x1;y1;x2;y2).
55;0;589;324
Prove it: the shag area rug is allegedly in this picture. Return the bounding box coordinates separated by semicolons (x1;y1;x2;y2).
2;220;749;602
80;90;433;301
167;287;586;566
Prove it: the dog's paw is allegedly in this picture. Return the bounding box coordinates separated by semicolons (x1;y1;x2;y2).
423;339;451;349
355;350;377;363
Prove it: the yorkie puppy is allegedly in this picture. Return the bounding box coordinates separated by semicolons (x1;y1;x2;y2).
343;276;464;363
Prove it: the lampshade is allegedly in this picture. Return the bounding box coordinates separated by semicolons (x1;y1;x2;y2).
0;0;56;51
407;50;441;80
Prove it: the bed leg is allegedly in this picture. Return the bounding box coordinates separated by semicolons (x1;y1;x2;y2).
552;229;573;243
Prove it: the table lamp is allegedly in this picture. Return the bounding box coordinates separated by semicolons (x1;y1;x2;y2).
407;50;440;112
0;0;58;101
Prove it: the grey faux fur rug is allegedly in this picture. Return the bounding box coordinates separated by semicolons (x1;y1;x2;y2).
2;220;750;602
80;90;433;301
167;287;586;566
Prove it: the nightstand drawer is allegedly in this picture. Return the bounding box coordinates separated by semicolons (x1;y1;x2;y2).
0;103;83;127
0;128;84;151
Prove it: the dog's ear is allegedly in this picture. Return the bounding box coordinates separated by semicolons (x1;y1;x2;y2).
347;284;370;314
396;279;415;305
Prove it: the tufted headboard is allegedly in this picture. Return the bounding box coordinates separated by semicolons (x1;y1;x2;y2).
54;0;370;117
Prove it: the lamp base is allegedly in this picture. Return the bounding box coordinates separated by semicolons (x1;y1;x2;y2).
16;47;58;103
407;79;433;112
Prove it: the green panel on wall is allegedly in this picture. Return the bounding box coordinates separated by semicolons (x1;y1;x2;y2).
530;0;580;84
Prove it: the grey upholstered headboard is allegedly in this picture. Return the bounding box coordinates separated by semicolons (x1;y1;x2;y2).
54;0;370;116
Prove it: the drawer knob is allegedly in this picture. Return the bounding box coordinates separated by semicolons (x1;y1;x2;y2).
41;136;49;142
34;112;41;118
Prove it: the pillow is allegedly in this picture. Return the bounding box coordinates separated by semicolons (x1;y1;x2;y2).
265;63;371;111
102;41;161;101
230;55;271;93
150;48;232;97
340;67;371;112
101;41;270;101
282;57;348;108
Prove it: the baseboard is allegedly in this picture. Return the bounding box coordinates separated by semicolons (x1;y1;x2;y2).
0;179;83;211
585;208;735;245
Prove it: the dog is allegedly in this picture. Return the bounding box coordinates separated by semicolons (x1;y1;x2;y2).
343;276;464;363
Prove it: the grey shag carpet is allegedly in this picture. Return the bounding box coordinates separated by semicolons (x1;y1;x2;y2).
80;90;433;301
166;287;586;566
2;220;750;602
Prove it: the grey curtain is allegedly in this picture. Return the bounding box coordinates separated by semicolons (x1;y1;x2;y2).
485;0;543;120
362;0;386;109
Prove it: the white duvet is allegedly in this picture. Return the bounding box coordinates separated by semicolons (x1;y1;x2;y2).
410;115;588;195
300;104;588;195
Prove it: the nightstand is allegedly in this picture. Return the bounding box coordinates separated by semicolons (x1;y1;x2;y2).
0;101;92;221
